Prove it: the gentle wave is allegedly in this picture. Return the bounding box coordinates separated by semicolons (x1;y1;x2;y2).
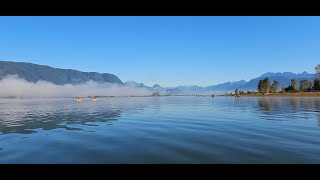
1;96;320;163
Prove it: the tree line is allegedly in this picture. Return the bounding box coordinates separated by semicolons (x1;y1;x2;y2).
257;64;320;94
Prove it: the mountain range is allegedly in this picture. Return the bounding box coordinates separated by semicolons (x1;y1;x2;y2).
0;61;123;85
0;61;316;95
125;72;316;94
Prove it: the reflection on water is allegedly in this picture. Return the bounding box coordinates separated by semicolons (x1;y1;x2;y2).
0;97;153;134
258;97;298;113
258;97;320;113
0;99;123;134
257;97;320;123
1;96;320;163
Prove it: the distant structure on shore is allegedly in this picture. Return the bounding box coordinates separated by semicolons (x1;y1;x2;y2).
152;92;160;96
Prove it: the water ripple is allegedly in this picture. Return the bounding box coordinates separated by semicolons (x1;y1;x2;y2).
1;96;320;163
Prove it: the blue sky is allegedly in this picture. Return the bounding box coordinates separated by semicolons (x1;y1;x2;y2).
1;16;320;87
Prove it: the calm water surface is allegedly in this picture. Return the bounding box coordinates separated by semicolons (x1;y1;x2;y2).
0;96;320;163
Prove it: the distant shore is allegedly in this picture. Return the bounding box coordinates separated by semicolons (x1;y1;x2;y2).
3;92;320;99
224;92;320;97
74;95;213;98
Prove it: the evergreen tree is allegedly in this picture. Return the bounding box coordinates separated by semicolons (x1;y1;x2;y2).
291;79;298;92
315;64;320;79
262;78;271;93
258;78;271;94
258;80;263;93
271;80;280;92
299;80;313;91
314;79;320;91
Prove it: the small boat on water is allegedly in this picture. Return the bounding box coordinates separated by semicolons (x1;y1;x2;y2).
76;97;84;102
92;98;97;102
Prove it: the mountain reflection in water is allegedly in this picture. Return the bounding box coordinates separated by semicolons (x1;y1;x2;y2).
256;97;320;124
1;97;320;163
0;98;150;134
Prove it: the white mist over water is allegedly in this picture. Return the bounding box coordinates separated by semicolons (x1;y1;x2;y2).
0;75;152;98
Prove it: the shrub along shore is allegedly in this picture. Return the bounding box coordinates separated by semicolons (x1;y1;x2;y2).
237;91;320;97
230;64;320;97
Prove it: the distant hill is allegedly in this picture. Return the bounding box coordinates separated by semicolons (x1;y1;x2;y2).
208;72;316;93
124;81;168;94
0;60;316;95
124;81;147;88
235;72;316;92
125;72;317;95
0;61;123;85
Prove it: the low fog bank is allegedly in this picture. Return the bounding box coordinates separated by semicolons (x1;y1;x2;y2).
0;75;152;98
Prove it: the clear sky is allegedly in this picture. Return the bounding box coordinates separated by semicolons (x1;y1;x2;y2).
1;16;320;87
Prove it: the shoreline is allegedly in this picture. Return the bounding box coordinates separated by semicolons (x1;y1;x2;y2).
223;92;320;97
2;92;320;99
